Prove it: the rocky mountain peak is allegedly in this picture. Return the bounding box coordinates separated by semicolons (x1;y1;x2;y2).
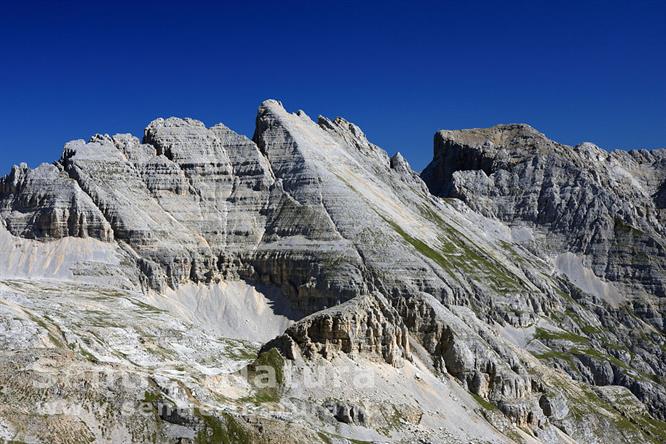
1;102;665;443
422;123;666;327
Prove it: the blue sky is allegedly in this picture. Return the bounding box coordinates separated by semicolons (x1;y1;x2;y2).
1;0;665;171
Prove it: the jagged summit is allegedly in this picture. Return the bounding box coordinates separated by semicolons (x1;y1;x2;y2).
0;101;665;443
423;120;666;315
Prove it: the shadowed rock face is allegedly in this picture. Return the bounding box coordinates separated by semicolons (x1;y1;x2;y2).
1;103;665;443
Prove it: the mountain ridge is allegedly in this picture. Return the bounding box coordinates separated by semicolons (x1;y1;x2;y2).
0;100;664;443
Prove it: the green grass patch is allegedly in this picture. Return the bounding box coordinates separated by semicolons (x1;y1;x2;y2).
471;393;497;411
26;313;68;349
498;240;529;266
220;339;258;362
581;325;603;335
534;327;589;344
535;350;576;367
143;391;161;403
79;348;99;363
242;348;285;404
603;341;629;351
535;346;631;371
386;219;450;269
317;432;333;444
574;348;631;370
377;405;406;434
579;387;666;444
505;429;525;444
383;212;528;294
194;409;254;444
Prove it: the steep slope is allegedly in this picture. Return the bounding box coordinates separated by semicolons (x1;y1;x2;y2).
0;162;112;240
422;123;666;419
422;125;666;325
0;103;664;443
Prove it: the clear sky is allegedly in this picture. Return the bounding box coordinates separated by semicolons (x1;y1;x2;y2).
1;0;665;172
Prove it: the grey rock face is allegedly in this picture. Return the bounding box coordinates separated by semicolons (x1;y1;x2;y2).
539;393;569;420
323;400;369;426
422;124;666;329
422;123;666;419
263;293;411;366
0;163;112;240
1;103;665;443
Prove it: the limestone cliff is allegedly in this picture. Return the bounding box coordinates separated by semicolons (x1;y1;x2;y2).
0;103;664;444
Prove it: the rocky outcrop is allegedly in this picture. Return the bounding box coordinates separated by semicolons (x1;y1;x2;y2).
421;123;666;420
422;124;666;329
323;400;369;426
0;163;112;240
263;293;410;366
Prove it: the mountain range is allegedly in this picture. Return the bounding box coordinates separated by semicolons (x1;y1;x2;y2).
0;100;664;443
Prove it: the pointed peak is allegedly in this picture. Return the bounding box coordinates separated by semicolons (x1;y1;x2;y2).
389;151;406;169
258;99;286;115
295;109;311;119
391;151;406;164
257;100;316;124
390;152;414;174
4;162;30;185
575;141;607;160
317;115;370;147
575;141;601;151
89;133;114;145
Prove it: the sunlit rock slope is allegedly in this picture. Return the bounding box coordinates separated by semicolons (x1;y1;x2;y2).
0;102;664;443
